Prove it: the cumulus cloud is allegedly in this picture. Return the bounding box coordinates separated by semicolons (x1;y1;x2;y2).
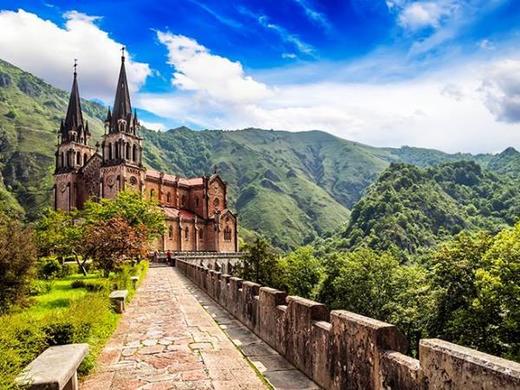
156;31;272;105
481;59;520;123
398;1;454;30
0;9;151;101
140;121;167;131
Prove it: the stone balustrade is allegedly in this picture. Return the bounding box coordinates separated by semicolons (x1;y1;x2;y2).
177;259;520;390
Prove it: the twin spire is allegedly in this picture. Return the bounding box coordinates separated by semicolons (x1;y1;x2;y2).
105;47;139;134
60;47;139;144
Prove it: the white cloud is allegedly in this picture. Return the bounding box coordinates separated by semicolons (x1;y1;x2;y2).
156;31;272;105
140;120;167;131
138;33;520;154
481;59;520;123
0;9;151;102
398;1;459;31
290;0;332;33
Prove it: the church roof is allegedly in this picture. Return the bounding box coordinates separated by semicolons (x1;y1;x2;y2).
146;169;204;186
63;68;84;135
162;207;197;221
111;53;132;127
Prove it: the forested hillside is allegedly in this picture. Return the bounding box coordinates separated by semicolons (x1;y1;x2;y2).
2;58;520;249
317;161;520;256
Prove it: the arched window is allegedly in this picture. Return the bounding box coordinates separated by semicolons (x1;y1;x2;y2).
150;189;155;199
224;226;232;241
133;144;137;162
126;143;131;160
60;153;64;168
166;192;171;203
84;153;88;165
168;225;173;239
198;229;203;240
115;142;120;159
181;195;186;207
195;197;199;208
213;198;220;208
108;143;113;160
185;226;189;240
76;151;81;165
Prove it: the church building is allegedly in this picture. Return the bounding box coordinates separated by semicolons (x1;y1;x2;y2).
53;51;238;253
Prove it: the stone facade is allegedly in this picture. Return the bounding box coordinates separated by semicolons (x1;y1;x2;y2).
177;259;520;390
53;53;238;253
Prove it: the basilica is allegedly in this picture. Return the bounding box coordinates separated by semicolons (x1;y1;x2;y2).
53;51;238;253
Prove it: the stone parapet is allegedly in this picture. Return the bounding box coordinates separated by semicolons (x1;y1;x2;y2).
176;260;520;390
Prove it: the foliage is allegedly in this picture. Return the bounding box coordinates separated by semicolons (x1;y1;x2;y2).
37;257;62;279
83;190;165;239
278;246;322;299
0;212;36;313
334;161;520;256
238;236;284;289
82;217;148;277
0;261;149;387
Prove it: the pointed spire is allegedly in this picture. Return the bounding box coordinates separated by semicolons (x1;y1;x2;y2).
105;106;112;123
63;59;84;136
111;47;132;132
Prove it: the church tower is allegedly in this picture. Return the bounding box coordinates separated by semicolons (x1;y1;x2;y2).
100;48;145;198
54;62;96;211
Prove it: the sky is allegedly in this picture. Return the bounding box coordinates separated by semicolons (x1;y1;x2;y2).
0;1;520;153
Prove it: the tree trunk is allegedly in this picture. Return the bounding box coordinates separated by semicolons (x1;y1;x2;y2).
74;254;88;276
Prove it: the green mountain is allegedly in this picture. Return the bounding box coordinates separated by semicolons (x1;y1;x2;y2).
333;161;520;256
2;58;520;249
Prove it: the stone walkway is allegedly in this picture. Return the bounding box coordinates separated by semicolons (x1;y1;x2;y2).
81;267;268;389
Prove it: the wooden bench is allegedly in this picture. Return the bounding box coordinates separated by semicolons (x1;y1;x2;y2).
109;289;128;313
15;343;89;390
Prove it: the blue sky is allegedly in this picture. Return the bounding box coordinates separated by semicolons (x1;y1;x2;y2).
1;0;520;152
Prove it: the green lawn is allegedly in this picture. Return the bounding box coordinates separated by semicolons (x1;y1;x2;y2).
0;262;148;389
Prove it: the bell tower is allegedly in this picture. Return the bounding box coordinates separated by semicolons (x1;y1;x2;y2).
54;61;95;210
100;48;145;198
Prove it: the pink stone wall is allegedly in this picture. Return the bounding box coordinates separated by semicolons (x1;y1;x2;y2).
177;260;520;390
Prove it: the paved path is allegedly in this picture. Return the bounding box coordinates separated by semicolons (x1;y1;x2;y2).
81;267;268;389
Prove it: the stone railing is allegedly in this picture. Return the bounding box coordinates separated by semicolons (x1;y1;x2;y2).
177;260;520;390
173;252;244;275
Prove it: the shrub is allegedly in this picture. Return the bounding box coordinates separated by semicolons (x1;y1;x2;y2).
29;280;53;296
59;263;78;278
71;280;86;289
0;315;47;388
0;213;37;313
37;257;62;279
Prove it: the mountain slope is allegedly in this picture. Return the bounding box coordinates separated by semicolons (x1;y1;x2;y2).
2;58;520;249
334;161;520;256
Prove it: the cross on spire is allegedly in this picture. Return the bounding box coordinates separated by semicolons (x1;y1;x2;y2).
121;46;125;62
73;59;78;76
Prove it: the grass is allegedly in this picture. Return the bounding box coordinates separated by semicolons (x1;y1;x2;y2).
0;261;148;389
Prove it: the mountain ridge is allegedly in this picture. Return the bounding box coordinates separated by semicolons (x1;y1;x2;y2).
2;58;520;248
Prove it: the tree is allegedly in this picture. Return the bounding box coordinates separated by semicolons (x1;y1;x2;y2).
427;231;495;353
83;190;165;241
34;209;87;274
239;236;283;289
476;225;520;361
0;212;36;313
328;247;433;355
82;217;148;277
278;246;322;299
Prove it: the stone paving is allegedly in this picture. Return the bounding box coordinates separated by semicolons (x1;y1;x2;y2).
81;266;268;389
